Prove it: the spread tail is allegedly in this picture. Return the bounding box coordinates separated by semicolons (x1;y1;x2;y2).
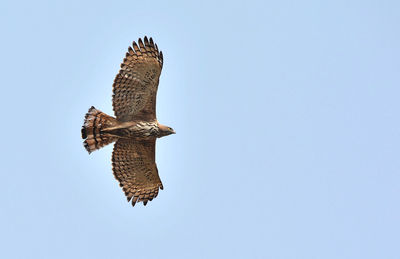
81;106;118;154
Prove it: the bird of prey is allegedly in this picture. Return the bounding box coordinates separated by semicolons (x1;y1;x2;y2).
81;36;175;207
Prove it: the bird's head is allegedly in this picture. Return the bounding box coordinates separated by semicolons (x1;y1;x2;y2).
158;123;176;137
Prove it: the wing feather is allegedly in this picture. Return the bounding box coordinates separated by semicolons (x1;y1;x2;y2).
112;37;163;121
112;138;163;207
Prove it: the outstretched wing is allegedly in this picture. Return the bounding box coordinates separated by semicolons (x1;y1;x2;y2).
112;36;163;122
112;138;163;206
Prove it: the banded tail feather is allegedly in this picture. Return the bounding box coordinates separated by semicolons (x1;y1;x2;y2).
81;106;118;153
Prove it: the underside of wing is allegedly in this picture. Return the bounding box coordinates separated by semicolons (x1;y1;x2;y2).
112;138;163;206
112;37;163;122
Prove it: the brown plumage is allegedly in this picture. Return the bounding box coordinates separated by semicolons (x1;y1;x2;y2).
81;37;175;207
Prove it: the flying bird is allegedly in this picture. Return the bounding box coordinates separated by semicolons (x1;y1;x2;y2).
81;36;175;207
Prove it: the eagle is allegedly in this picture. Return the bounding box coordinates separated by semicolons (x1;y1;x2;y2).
81;36;175;207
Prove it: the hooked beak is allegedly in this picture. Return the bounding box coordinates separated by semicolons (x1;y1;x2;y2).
172;130;176;134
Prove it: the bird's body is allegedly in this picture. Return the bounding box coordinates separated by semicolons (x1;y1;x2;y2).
102;120;159;138
81;37;175;207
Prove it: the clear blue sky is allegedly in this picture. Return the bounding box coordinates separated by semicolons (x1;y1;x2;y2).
1;0;399;258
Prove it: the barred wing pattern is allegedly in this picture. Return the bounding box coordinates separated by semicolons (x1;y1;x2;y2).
112;37;163;122
112;138;163;206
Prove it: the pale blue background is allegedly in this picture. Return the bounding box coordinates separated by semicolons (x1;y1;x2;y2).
1;0;399;258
